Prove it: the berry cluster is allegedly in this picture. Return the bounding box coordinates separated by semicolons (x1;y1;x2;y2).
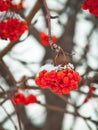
81;0;98;16
11;1;24;11
12;93;37;105
0;0;23;12
35;64;81;94
39;32;57;46
0;0;10;11
0;17;28;42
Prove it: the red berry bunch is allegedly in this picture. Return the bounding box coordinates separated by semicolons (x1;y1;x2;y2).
81;0;98;16
0;0;10;11
35;64;81;94
12;93;37;105
0;0;24;12
0;17;28;42
39;32;57;46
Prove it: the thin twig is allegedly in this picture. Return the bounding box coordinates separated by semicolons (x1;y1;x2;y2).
37;101;98;125
1;105;18;130
41;0;52;44
0;86;22;130
0;98;8;105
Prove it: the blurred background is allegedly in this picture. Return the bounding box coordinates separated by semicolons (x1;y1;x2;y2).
0;0;98;130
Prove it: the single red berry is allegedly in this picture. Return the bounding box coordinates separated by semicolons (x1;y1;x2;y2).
24;94;37;105
12;93;25;104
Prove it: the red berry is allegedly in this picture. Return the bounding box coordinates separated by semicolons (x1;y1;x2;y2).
24;94;37;105
0;0;24;11
81;0;98;16
39;32;57;46
12;93;25;104
0;17;28;42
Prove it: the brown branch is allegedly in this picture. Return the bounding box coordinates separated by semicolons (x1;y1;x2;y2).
0;98;8;105
0;60;16;87
38;102;98;125
41;0;52;43
0;125;5;130
0;85;22;130
26;1;40;24
1;105;17;130
0;41;18;60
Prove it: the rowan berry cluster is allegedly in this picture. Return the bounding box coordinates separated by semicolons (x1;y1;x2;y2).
0;0;27;42
81;0;98;16
35;64;81;94
39;32;57;46
0;0;23;12
0;15;28;42
12;93;37;105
